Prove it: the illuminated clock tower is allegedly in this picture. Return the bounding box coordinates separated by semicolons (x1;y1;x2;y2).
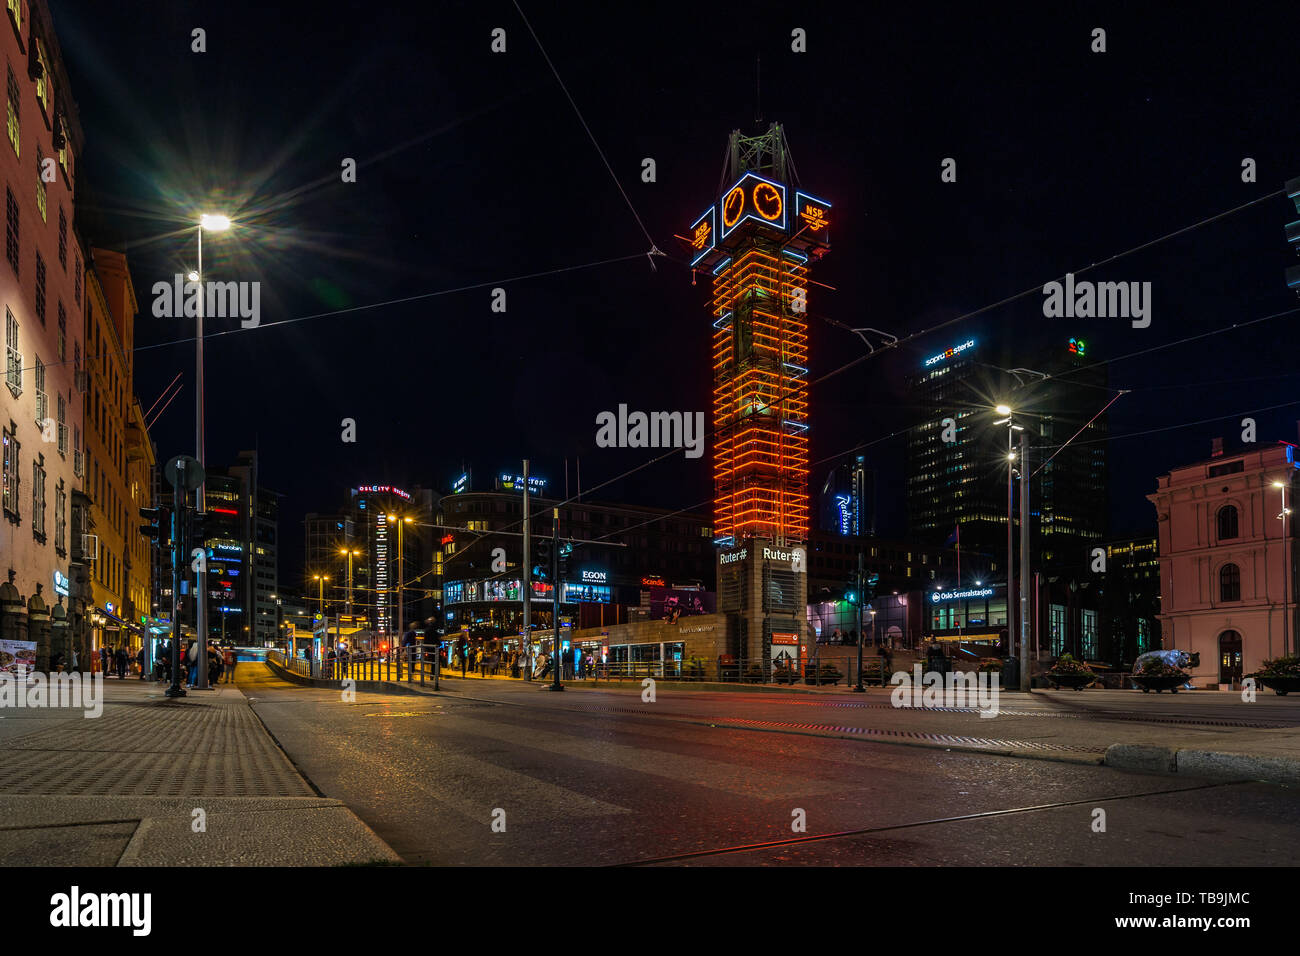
687;123;831;677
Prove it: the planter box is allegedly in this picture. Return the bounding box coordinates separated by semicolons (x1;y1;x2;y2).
1046;672;1094;691
1256;675;1300;696
1131;673;1188;693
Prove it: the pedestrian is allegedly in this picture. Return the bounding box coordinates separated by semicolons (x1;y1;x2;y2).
209;646;224;685
100;644;109;675
50;650;64;673
136;645;147;680
326;647;337;679
186;640;199;687
223;645;237;683
114;645;129;680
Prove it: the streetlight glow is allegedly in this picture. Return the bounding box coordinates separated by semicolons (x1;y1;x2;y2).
200;213;231;231
995;404;1012;416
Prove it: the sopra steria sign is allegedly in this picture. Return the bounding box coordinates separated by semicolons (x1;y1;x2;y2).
923;339;975;368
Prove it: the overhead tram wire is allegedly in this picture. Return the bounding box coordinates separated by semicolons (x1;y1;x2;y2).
128;252;648;356
512;0;663;267
481;187;1300;547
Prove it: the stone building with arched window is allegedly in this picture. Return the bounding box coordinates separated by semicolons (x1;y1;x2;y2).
1148;437;1300;688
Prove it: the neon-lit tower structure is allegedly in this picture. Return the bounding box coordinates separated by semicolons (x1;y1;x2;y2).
688;123;831;679
689;123;831;546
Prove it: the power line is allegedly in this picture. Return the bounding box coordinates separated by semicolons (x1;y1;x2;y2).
512;1;660;259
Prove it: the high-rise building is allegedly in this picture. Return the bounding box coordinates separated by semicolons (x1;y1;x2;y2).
191;449;277;644
687;123;831;678
905;336;1109;577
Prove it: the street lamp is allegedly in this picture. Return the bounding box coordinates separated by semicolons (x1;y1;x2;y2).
1275;479;1292;656
339;548;360;618
993;405;1023;662
192;212;232;691
312;574;329;619
387;515;414;676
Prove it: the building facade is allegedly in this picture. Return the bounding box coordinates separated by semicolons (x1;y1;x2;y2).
1148;439;1299;687
0;0;91;669
905;336;1109;577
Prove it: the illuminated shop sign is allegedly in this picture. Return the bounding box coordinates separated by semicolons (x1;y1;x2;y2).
563;582;611;604
720;172;788;239
580;569;607;584
930;587;996;604
213;542;241;553
772;633;799;646
452;473;470;494
836;494;852;536
53;570;69;597
720;547;748;565
496;473;547;492
690;206;716;266
923;339;975;368
794;190;831;238
1068;337;1087;357
761;546;805;569
357;484;412;500
640;575;666;588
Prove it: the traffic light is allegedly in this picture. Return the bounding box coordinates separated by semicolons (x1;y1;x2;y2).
534;539;552;581
1286;176;1300;293
844;579;858;604
862;572;880;604
188;510;212;547
139;506;170;543
558;540;574;581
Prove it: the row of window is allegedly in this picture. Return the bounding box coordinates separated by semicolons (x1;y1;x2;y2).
0;420;66;551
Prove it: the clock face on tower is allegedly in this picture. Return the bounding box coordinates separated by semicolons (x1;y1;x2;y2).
719;172;788;238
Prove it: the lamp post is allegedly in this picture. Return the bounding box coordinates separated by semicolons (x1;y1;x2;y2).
993;405;1023;661
1275;479;1292;656
192;212;230;691
388;515;413;677
339;548;359;619
313;575;329;649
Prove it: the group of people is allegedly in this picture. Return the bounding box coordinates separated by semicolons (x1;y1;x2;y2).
149;640;240;687
449;646;599;681
97;644;145;680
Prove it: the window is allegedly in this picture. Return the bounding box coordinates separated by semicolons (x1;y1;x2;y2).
34;251;44;321
73;251;80;303
56;392;65;455
35;144;45;222
2;420;18;520
56;301;64;358
1220;563;1241;602
33;354;44;426
1217;505;1238;540
4;306;18;395
5;185;17;274
54;478;64;554
33;39;47;117
1049;604;1066;656
31;454;44;539
57;205;65;266
5;64;17;158
1081;609;1098;659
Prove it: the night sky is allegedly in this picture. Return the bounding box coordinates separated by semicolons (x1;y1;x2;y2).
52;1;1300;577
